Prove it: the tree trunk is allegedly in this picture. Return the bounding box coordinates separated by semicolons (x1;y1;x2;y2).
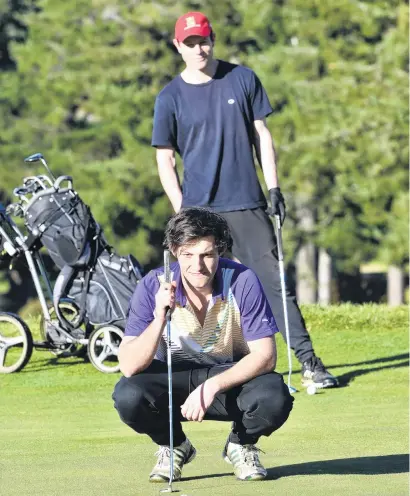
296;206;316;303
318;248;332;305
387;265;403;306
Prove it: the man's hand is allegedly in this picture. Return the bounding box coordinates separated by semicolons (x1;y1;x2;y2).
154;281;176;321
180;381;218;422
267;187;286;225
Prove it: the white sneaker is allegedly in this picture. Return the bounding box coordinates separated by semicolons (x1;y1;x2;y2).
149;438;196;483
223;441;267;481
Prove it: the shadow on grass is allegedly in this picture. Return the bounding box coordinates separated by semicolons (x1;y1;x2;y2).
173;454;408;483
331;353;409;369
183;472;233;482
336;360;409;388
292;353;409;374
288;353;409;388
22;356;88;372
267;454;409;479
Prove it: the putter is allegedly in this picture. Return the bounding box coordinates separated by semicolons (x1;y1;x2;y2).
274;215;298;394
160;250;178;493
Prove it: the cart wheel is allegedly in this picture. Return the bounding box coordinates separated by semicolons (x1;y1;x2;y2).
87;325;123;373
0;312;33;373
40;300;88;357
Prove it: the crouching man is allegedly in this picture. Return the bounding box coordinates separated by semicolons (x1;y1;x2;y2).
113;207;293;482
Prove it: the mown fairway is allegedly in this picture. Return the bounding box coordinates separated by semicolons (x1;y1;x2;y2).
0;304;408;496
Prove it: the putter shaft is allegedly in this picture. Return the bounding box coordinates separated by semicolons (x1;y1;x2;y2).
274;216;297;394
163;250;174;490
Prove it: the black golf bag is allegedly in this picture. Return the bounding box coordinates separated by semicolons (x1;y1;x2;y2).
23;181;142;330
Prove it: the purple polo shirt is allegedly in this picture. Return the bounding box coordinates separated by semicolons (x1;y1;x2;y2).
125;258;278;365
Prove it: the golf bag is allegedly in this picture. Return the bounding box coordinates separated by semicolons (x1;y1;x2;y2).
23;181;142;329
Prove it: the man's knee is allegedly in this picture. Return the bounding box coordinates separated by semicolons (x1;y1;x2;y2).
239;373;294;429
261;375;294;422
112;376;146;423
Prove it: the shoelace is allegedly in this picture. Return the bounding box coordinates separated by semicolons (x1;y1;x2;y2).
154;446;172;467
239;445;265;467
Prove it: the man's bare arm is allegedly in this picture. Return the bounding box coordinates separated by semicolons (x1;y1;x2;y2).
118;280;176;377
205;336;277;394
253;118;279;190
156;146;183;212
118;318;165;377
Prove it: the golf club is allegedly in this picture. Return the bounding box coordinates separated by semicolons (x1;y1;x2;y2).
274;215;298;394
24;153;56;181
160;250;178;493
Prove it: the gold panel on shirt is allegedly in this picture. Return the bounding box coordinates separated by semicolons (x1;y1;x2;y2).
170;291;250;363
156;272;249;364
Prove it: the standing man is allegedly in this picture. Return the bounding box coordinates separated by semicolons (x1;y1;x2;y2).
113;208;293;482
151;11;338;389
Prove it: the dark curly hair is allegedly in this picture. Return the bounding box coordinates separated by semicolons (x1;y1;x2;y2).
164;207;232;255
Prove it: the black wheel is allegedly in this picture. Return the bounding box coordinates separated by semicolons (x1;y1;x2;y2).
40;300;88;357
87;325;123;373
0;312;33;373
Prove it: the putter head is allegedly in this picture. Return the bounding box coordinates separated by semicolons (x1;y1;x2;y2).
24;153;44;163
159;487;179;493
288;385;298;394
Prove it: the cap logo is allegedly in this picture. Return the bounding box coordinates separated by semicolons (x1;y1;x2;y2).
184;16;200;30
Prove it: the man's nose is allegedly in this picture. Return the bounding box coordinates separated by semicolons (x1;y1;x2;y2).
193;43;202;54
192;256;204;270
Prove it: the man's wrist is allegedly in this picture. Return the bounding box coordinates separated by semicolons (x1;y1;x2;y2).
205;376;223;395
153;310;166;324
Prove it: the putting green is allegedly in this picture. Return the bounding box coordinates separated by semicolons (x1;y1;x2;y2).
0;304;408;496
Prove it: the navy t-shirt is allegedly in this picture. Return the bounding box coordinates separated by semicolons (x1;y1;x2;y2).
151;60;273;212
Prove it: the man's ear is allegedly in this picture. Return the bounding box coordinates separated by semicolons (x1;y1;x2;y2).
173;38;182;53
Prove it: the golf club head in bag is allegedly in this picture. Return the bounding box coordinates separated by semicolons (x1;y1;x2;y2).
24;152;56;181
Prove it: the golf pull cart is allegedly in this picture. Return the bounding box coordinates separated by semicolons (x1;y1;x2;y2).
0;153;142;374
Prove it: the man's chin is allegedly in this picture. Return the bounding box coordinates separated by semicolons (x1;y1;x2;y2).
187;276;210;289
190;60;208;71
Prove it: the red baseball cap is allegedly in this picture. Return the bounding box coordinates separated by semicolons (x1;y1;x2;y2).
174;12;212;42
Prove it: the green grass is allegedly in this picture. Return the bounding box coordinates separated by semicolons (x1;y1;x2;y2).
1;304;408;496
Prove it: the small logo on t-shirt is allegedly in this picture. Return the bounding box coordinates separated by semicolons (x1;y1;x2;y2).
228;99;235;104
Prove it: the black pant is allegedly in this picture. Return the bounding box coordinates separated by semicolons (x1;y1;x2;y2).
113;361;293;446
220;208;314;364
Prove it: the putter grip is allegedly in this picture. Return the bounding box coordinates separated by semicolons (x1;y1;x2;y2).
164;250;171;283
163;250;171;318
274;215;284;262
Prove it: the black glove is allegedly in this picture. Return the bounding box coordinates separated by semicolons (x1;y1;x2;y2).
267;187;286;225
